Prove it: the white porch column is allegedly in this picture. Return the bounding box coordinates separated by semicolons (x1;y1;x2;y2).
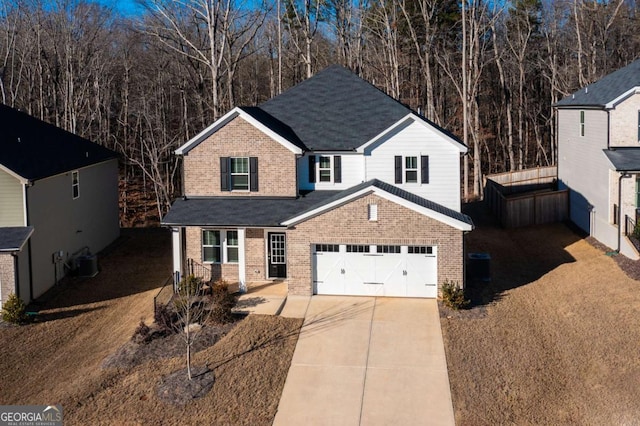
238;228;247;293
171;227;182;282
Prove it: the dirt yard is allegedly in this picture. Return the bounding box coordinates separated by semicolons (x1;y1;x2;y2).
442;203;640;425
0;228;302;425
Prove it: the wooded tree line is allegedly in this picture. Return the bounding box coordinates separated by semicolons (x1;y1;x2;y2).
0;0;638;224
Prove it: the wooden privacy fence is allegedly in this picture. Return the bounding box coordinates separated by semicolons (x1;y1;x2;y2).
485;167;568;228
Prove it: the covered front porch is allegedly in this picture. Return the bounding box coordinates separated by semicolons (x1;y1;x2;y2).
605;148;640;258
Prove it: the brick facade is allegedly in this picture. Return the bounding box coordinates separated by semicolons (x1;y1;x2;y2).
0;253;16;307
184;226;268;283
181;194;465;297
183;116;298;197
286;193;464;296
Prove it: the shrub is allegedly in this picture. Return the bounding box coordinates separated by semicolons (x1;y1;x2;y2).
177;275;203;296
633;221;640;240
209;279;236;324
441;281;469;310
131;320;152;343
154;303;178;335
1;293;28;324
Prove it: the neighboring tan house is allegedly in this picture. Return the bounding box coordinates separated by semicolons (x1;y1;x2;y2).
0;104;120;307
162;65;473;298
556;58;640;259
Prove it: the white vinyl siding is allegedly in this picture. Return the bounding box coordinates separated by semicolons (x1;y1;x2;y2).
298;153;365;190
0;169;25;226
364;119;461;211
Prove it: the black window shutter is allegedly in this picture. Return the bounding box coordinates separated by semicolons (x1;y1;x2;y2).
220;157;229;191
394;156;402;184
334;156;342;183
250;157;259;192
309;155;316;183
421;155;429;184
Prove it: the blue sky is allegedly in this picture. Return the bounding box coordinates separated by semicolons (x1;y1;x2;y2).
95;0;145;17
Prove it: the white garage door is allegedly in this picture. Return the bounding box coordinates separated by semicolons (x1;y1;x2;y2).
313;244;438;298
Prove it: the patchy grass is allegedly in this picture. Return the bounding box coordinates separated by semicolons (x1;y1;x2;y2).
442;204;640;425
0;228;303;425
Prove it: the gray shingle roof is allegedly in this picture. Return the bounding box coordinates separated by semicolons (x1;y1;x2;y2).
260;65;412;151
556;59;640;108
161;191;341;227
0;104;118;181
162;180;473;228
284;179;474;226
603;148;640;172
0;226;33;252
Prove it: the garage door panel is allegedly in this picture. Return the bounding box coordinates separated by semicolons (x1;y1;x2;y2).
314;245;438;298
313;252;345;295
405;255;438;298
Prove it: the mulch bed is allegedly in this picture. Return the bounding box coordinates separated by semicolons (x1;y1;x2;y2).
585;235;640;280
102;321;238;370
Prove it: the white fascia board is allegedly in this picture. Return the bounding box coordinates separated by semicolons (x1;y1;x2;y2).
356;113;467;154
282;185;472;231
175;107;302;155
605;86;640;109
0;164;29;185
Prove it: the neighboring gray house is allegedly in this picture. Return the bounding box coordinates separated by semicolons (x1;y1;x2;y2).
162;65;473;298
0;104;120;307
556;59;640;259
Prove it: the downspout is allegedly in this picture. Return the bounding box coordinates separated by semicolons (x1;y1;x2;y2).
11;252;19;299
24;182;33;303
606;110;611;149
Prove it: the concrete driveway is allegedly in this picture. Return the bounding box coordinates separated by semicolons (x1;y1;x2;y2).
274;296;455;425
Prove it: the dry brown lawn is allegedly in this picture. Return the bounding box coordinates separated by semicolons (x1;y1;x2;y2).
0;228;302;425
442;204;640;425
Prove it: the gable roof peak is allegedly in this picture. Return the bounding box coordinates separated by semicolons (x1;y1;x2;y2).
556;58;640;108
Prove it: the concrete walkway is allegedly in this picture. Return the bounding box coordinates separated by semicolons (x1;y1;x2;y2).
274;296;455;426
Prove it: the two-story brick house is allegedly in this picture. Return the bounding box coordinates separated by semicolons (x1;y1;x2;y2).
162;66;473;298
556;59;640;259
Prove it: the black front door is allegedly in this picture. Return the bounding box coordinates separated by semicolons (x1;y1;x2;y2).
268;232;287;278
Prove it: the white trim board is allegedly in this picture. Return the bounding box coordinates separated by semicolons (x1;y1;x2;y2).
175;107;303;156
282;186;473;231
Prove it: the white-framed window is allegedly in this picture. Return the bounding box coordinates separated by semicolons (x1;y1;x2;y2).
230;157;249;191
226;230;239;263
309;154;342;184
405;156;418;183
72;170;80;199
580;110;585;137
202;230;239;264
318;156;332;182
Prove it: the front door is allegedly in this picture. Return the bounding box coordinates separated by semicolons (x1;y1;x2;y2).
268;232;287;278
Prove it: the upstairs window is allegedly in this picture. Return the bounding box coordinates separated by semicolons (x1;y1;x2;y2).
220;157;258;192
230;157;249;190
395;155;429;184
580;110;585;137
405;157;418;183
72;170;80;199
319;156;332;182
308;155;342;184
